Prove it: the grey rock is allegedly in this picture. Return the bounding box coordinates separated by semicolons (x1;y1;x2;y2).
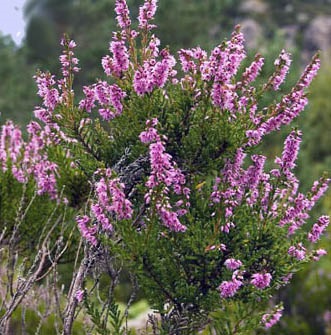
240;19;263;50
239;0;268;15
304;15;331;53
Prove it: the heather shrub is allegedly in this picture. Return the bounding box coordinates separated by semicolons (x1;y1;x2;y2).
0;0;329;334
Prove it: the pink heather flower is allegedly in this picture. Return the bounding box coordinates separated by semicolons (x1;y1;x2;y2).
288;243;306;260
275;130;302;172
141;123;189;232
34;72;59;112
138;0;157;30
218;278;243;298
158;207;187;232
297;54;320;90
281;273;293;284
139;119;160;143
324;310;331;324
210;27;245;84
101;55;114;76
80;82;126;120
211;83;237;113
178;49;197;73
245;154;266;206
91;204;112;231
59;43;80;78
0;120;60;199
109;40;130;76
271;49;291;90
34;160;58;199
278;191;310;229
247;90;307;147
262;306;283;329
251;272;272;289
133;67;150;95
310;177;330;205
133;51;175;96
224;258;243;270
308;216;329;243
75;289;84;303
242;54;264;84
34;107;52;123
147;35;160;57
79;86;96;112
313;249;327;261
0;121;23;168
76;215;98;246
93;170;133;226
115;0;131;29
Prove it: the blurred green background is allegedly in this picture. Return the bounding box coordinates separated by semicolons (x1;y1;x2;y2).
0;0;330;334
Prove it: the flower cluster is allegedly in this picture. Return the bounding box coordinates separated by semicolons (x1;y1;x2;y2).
241;53;265;85
269;49;292;90
138;0;157;30
115;0;131;29
250;272;272;290
275;129;302;173
133;47;177;96
211;148;268;232
308;216;329;243
218;276;243;298
102;37;130;78
0;121;58;199
219;267;273;298
34;37;80;123
76;168;133;245
79;81;126;120
59;37;80;79
224;258;242;270
210;128;328;299
288;243;306;260
246;56;320;147
140;119;190;232
77;215;97;246
34;72;59;119
261;306;284;329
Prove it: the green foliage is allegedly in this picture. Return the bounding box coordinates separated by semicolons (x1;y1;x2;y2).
85;299;127;335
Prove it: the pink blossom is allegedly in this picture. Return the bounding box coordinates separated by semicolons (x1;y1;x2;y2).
115;0;131;29
242;54;264;84
218;278;243;298
34;72;59;112
313;249;327;261
139;119;160;143
262;306;283;328
224;258;243;270
288;243;306;260
75;289;84;303
270;49;291;90
310;177;330;205
109;40;130;76
275;130;302;172
92;169;133;229
297;54;320;90
308;216;329;243
158;207;187;232
59;43;80;78
138;0;157;30
140;121;189;232
76;215;98;246
251;272;272;289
